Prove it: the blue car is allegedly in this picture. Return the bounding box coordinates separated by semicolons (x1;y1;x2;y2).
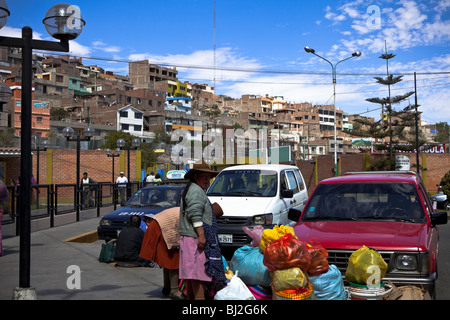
97;185;185;241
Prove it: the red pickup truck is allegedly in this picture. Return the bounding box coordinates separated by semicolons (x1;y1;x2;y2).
289;171;447;299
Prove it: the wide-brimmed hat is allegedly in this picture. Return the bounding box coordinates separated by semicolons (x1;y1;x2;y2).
184;161;219;180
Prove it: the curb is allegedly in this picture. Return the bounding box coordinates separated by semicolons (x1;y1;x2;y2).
64;230;99;243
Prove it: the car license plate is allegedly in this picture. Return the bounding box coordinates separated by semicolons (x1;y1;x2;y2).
218;234;233;244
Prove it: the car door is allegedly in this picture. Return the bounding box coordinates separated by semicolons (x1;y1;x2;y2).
293;168;309;210
279;169;302;226
418;183;440;273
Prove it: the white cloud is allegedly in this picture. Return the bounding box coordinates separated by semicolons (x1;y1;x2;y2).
92;40;121;53
334;0;450;54
68;41;91;56
129;47;263;84
0;26;91;56
0;26;44;39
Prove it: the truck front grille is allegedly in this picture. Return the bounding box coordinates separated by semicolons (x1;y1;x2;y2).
327;249;393;274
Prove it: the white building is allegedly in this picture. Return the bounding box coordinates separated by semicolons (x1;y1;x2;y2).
117;105;144;137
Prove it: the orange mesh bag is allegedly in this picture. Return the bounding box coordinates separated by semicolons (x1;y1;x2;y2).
272;283;315;300
306;239;329;276
262;233;311;273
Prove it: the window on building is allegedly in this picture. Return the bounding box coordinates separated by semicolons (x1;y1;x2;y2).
121;124;129;130
135;113;142;119
134;125;141;131
119;111;128;118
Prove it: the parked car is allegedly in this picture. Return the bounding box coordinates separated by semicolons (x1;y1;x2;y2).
431;193;450;210
97;185;185;241
289;171;447;298
207;164;308;249
437;179;444;194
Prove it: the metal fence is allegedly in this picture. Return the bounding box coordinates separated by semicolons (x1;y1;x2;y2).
1;180;187;236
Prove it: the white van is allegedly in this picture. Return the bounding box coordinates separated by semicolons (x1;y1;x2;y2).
207;164;308;249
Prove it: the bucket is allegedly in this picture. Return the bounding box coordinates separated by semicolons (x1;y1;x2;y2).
349;282;392;300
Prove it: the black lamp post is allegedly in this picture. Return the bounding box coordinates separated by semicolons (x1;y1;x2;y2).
63;125;95;222
31;138;50;210
32;139;50;185
0;1;85;299
117;138;140;199
304;46;361;176
105;148;121;183
117;138;141;182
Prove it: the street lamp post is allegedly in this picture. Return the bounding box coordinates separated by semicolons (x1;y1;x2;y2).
63;126;95;221
32;139;50;185
304;46;361;176
117;138;141;199
105;148;121;183
0;1;85;299
31;138;50;210
106;148;121;210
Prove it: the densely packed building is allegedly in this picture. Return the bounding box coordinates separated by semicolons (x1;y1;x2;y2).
0;49;436;161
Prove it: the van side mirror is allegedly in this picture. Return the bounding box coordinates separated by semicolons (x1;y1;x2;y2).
431;211;447;225
281;189;293;198
288;208;302;222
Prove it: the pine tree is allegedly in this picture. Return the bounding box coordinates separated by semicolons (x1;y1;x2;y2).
344;47;423;171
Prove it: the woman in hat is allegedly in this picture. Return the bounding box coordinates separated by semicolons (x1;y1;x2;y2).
178;162;225;300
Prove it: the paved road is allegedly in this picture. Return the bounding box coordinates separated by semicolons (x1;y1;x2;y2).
436;218;450;300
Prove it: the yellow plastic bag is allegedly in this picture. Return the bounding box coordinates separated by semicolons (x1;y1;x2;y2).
259;225;296;251
345;246;388;286
271;267;308;291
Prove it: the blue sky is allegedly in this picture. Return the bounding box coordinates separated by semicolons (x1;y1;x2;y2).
1;0;450;125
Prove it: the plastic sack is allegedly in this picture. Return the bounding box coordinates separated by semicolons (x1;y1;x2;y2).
263;233;311;272
242;225;264;247
306;239;329;275
214;272;256;300
309;264;346;300
259;225;297;252
271;267;308;291
345;246;388;285
230;245;272;287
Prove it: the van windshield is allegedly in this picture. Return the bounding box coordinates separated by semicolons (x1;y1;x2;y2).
207;169;278;197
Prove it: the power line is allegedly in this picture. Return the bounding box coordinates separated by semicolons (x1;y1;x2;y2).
35;51;450;78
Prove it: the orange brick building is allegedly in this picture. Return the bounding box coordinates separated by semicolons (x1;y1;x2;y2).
6;77;51;138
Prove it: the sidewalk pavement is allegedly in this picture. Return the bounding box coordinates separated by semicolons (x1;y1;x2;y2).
0;208;167;300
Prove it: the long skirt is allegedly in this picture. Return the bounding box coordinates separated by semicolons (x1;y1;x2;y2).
179;235;212;282
140;220;179;269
